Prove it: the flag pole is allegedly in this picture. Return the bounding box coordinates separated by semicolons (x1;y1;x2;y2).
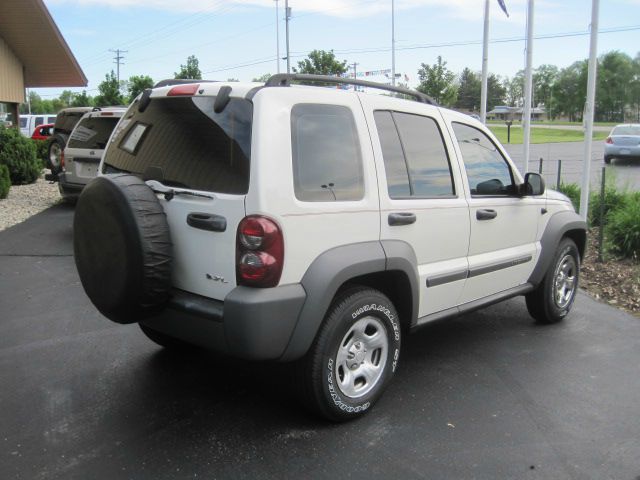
522;0;535;173
480;0;490;123
579;0;600;220
391;0;396;87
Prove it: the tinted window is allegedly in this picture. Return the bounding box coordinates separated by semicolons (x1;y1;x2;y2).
374;111;410;197
374;111;454;198
55;112;87;134
67;117;119;150
291;104;364;202
103;96;252;195
35;117;44;127
452;122;514;196
19;117;27;128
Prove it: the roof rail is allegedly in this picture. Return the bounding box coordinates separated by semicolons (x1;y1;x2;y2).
153;79;219;88
264;74;437;105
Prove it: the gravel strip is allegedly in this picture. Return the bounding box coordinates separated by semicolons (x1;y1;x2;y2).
0;175;61;231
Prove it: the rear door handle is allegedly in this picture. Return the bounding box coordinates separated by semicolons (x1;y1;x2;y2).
187;212;227;232
476;209;498;220
388;212;416;226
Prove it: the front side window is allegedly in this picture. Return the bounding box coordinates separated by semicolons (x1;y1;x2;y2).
452;122;514;196
374;110;454;198
291;104;364;202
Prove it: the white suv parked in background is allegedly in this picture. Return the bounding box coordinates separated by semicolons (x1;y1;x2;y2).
73;75;586;421
57;107;126;202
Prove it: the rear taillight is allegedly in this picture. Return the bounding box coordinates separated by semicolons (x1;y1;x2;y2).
236;216;284;288
605;137;613;144
60;150;65;170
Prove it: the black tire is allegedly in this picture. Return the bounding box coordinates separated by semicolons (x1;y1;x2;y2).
74;174;172;324
48;134;67;174
139;324;191;350
604;155;612;164
526;238;580;324
297;286;401;422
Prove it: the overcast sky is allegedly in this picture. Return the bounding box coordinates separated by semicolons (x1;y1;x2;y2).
36;0;640;98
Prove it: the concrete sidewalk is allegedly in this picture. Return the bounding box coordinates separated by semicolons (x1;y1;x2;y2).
1;205;639;479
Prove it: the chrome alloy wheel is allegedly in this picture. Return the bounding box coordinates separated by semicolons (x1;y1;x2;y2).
553;254;577;309
335;316;389;399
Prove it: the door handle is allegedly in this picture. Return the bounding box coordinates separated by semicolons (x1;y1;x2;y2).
187;212;227;232
476;209;498;220
388;212;416;226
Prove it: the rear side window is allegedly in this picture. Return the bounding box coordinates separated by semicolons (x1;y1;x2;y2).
67;117;119;150
374;111;454;198
291;104;364;202
55;112;86;134
612;126;640;136
103;96;252;195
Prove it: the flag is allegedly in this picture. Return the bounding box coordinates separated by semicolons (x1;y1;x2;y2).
404;74;409;82
497;0;509;17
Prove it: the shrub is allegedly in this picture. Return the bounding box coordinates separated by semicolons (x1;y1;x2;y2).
32;138;49;166
606;194;640;260
0;164;10;199
0;125;42;185
557;182;581;211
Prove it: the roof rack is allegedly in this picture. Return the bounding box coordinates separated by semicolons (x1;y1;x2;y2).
153;79;219;88
264;74;437;105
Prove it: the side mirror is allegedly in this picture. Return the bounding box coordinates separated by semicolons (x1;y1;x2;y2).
521;172;545;196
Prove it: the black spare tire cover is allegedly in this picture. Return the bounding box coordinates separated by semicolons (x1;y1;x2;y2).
74;174;172;324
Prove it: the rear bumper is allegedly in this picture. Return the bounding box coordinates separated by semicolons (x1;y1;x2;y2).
58;172;86;198
140;284;307;361
604;144;640;158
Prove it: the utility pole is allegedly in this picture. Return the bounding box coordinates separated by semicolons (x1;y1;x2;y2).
110;49;127;83
274;0;280;74
391;0;396;86
285;0;291;74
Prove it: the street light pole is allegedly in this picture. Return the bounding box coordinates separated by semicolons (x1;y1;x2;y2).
579;0;600;220
522;0;535;173
480;0;490;123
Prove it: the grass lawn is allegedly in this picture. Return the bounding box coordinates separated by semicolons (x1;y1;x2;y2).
488;126;608;144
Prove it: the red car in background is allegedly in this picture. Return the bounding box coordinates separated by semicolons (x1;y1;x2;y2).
31;123;54;141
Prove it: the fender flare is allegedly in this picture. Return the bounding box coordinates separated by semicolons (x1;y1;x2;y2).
279;240;419;361
528;210;587;286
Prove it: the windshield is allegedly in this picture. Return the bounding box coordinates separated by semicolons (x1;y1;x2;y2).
612;126;640;136
102;96;252;195
67;116;120;150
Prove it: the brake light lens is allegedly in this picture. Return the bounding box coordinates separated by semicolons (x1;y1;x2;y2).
167;84;200;96
60;150;65;170
605;137;613;144
236;216;284;288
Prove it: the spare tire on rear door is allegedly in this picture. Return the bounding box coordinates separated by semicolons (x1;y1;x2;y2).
74;174;172;324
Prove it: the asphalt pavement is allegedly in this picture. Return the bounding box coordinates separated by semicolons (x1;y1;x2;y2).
1;204;640;480
504;140;640;191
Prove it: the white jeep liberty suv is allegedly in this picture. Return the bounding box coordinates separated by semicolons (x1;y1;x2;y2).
73;75;586;421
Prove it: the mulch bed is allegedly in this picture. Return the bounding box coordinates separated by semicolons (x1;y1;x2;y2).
580;228;640;318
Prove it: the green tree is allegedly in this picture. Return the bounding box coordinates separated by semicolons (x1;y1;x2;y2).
533;64;558;119
294;50;348;76
252;73;272;82
503;72;524;107
551;61;587;122
94;71;124;106
59;90;75;108
71;90;94;107
416;56;457;106
127;75;154;102
487;73;506;111
596;51;635;122
630;53;640;122
174;55;202;80
455;68;481;111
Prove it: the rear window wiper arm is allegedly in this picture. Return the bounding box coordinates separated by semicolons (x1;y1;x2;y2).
145;180;215;201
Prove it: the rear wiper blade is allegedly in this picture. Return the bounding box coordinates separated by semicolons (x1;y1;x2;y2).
145;180;215;201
